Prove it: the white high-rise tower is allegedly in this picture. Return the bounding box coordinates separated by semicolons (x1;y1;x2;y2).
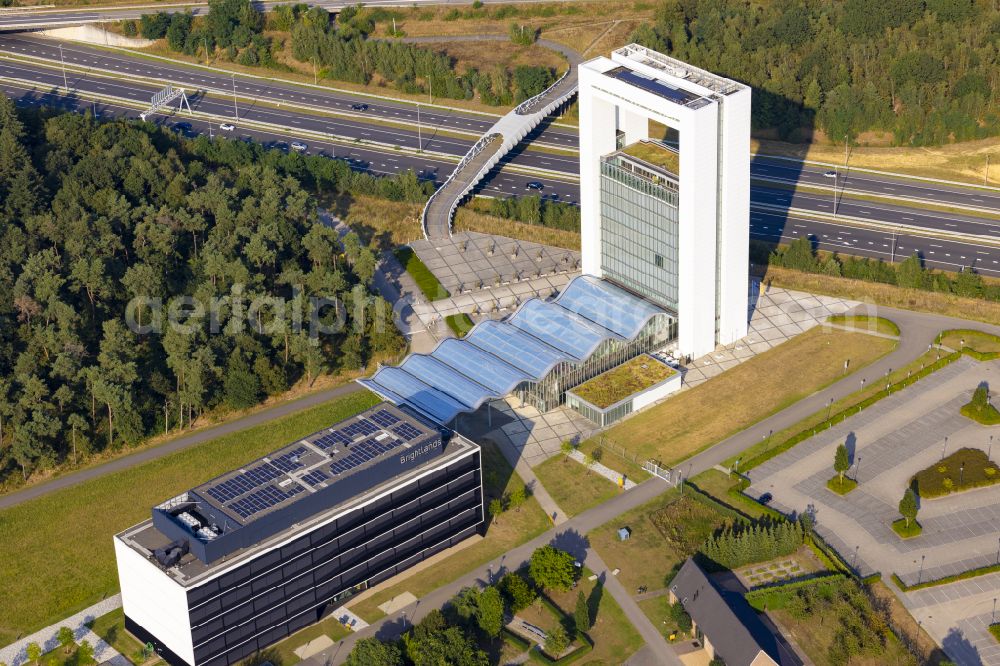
578;44;751;359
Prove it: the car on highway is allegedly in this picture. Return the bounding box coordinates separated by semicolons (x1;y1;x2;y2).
351;103;369;111
823;170;837;178
526;181;545;191
291;141;308;152
219;122;235;131
171;122;192;134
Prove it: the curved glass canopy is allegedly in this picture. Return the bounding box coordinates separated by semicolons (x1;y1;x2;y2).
359;275;670;424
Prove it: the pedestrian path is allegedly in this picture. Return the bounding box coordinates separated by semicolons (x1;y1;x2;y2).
0;596;126;666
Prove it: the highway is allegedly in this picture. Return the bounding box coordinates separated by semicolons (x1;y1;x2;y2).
2;34;998;213
8;76;999;279
3;53;996;238
0;0;565;30
1;37;999;275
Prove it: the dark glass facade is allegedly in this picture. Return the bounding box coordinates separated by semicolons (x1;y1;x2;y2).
599;156;680;311
129;450;483;666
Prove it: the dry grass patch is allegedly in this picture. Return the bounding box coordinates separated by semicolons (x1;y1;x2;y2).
754;135;1000;186
588;491;730;594
419;40;568;75
764;266;1000;327
454;206;582;250
938;329;1000;354
600;327;896;464
338;195;424;248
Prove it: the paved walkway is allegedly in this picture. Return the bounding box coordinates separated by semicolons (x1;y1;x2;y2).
676;306;1000;481
302;478;677;666
0;596;126;666
0;382;364;511
421;41;580;239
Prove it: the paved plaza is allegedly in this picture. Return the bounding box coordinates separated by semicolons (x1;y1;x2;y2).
747;356;1000;665
409;230;580;327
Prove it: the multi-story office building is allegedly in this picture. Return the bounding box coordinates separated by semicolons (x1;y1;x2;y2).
579;44;751;358
114;403;483;666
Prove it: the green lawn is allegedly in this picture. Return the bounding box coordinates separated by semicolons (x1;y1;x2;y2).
938;329;1000;354
88;608;161;666
0;390;380;647
268;615;350;665
687;469;770;519
394;246;450;300
827;314;900;337
348;441;551;622
445;312;475;337
892;519;922;539
532;454;620;517
596;327;896;465
826;476;858;495
990;623;1000;643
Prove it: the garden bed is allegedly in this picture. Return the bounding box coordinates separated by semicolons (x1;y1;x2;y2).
891;518;922;539
910;448;1000;498
826;476;858;495
570;355;675;409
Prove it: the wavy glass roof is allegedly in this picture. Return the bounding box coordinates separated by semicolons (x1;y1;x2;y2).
358;276;668;424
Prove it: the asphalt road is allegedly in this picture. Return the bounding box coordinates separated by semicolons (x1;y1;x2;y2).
10;34;1000;218
0;381;365;511
5;74;1000;277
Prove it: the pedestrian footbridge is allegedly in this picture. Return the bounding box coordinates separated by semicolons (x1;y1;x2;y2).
421;57;580;240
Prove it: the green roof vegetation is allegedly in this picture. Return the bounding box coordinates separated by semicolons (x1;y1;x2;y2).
571;356;675;409
621;140;679;176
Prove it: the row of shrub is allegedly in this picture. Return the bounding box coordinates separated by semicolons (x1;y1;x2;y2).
744;573;846;611
740;351;963;472
765;238;1000;302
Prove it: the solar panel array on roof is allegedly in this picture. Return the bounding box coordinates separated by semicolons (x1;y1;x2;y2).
358;275;669;425
328;437;402;475
229;484;305;520
606;65;701;105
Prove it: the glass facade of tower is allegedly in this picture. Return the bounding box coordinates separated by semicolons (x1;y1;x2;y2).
599;153;680;311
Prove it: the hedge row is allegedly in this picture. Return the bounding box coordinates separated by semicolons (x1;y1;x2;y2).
744;573;846;611
683;482;753;523
892;561;1000;592
741;351;962;472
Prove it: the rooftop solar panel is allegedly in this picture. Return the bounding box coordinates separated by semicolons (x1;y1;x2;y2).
392;422;423;441
606;65;701;105
369;409;400;427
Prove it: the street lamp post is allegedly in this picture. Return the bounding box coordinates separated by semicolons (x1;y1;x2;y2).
918;555;925;585
989;435;994;461
58;43;68;91
417;102;422;152
941;436;948;460
231;73;239;121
